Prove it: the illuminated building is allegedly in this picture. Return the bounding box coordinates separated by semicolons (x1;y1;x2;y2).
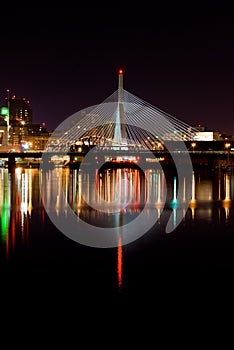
0;118;8;148
0;91;51;151
6;95;32;125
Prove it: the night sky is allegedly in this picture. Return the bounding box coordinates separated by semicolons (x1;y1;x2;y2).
1;3;234;134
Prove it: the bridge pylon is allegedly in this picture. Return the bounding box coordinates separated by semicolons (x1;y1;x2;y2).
113;69;127;149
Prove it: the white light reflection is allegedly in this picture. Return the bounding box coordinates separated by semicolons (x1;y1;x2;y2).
28;169;33;216
223;173;231;221
21;172;28;214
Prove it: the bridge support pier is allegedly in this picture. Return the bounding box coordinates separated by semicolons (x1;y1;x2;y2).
8;156;16;173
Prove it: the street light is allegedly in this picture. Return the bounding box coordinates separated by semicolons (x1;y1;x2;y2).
191;142;196;152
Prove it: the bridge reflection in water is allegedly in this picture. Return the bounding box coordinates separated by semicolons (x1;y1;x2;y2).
0;166;234;290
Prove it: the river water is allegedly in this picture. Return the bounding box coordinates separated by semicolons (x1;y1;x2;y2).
1;166;234;307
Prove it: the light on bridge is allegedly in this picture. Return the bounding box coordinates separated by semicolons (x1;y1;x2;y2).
191;142;196;152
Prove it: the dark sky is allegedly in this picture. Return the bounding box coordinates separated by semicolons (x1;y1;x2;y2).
1;3;234;134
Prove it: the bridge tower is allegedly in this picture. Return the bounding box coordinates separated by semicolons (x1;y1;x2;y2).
113;69;127;148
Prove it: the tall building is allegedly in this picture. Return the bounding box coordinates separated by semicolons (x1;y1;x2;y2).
0;92;51;151
0;118;8;148
5;94;32;149
7;95;32;125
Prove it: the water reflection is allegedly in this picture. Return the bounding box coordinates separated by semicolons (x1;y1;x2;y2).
1;166;234;289
1;167;234;238
0;168;41;261
117;233;123;291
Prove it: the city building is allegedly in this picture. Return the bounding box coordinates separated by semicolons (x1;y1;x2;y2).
0;118;8;148
193;131;223;141
0;92;51;151
7;95;32;125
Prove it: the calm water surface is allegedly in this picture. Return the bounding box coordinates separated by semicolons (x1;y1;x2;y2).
1;166;234;302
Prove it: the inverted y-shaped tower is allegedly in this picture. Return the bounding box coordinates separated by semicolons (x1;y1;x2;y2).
113;69;127;147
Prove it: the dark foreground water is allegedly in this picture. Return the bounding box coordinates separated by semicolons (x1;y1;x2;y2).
1;166;234;313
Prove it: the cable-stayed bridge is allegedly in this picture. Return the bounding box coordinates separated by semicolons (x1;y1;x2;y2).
1;71;233;172
46;70;197;153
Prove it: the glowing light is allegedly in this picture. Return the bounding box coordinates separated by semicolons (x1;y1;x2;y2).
224;173;231;201
0;107;8;116
172;176;177;203
21;172;28;214
191;142;196;152
1;204;8;242
117;234;123;290
191;171;196;201
183;177;186;202
0;171;10;260
225;142;231;149
157;172;161;203
173;206;177;227
118;69;123;74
